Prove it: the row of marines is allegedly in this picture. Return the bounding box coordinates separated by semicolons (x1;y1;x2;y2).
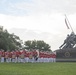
0;49;56;63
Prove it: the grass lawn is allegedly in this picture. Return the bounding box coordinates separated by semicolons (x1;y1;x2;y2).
0;62;76;75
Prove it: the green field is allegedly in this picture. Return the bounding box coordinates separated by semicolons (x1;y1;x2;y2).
0;62;76;75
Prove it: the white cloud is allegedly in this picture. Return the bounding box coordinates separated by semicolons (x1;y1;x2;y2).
11;0;76;15
0;13;66;33
0;0;76;16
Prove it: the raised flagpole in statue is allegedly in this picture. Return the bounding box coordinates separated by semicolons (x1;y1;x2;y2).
64;14;74;33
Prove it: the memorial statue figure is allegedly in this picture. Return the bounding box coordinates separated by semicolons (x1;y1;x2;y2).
59;32;76;49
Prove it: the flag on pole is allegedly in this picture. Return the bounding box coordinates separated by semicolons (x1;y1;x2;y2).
65;18;70;29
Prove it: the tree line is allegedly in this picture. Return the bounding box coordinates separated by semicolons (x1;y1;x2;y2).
0;26;51;51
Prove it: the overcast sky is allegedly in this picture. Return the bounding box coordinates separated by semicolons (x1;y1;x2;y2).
0;0;76;51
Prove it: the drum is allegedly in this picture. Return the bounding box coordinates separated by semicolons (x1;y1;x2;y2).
5;55;8;59
12;55;15;59
20;54;24;59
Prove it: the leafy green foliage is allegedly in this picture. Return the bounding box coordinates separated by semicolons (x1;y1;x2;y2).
0;26;22;51
24;40;51;51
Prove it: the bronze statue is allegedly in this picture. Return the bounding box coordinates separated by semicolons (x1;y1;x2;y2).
59;32;76;49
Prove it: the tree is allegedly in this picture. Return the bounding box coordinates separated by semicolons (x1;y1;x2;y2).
24;40;32;50
24;40;51;51
0;26;22;51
